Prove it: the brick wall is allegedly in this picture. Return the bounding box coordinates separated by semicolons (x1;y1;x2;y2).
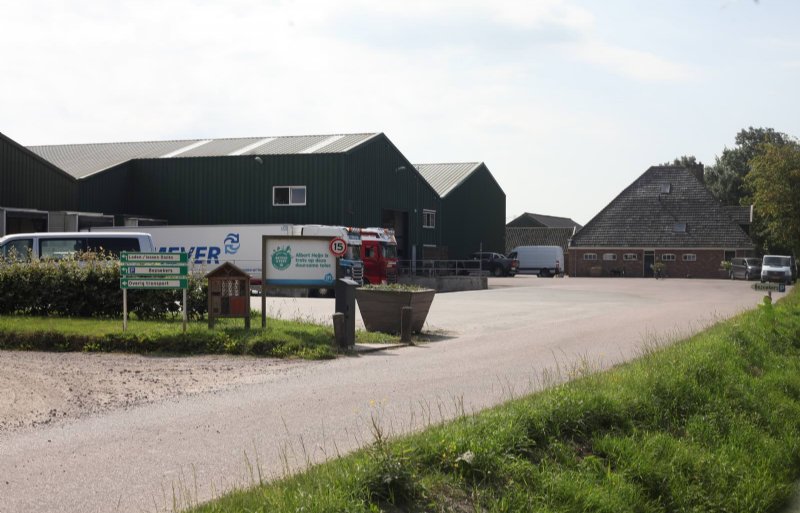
570;248;735;278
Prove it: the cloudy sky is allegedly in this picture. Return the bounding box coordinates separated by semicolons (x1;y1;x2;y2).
2;0;798;225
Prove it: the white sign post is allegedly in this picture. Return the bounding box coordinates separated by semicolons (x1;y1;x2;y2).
120;252;190;332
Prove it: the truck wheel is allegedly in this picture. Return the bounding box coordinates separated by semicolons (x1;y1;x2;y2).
492;266;503;277
539;269;549;278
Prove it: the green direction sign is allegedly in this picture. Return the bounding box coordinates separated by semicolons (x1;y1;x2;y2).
752;282;786;292
120;278;188;289
121;265;188;277
120;252;188;264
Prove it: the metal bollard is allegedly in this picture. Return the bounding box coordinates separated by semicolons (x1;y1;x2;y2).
400;306;413;343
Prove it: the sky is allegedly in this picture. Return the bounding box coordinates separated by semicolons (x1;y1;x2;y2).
1;0;799;225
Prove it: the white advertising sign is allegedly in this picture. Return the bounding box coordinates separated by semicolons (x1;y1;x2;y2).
265;237;336;287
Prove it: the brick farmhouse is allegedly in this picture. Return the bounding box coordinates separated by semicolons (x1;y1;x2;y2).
569;166;754;278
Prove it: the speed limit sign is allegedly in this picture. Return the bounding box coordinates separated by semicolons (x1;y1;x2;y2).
329;237;347;257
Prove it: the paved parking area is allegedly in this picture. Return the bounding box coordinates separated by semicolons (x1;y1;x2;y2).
257;275;772;337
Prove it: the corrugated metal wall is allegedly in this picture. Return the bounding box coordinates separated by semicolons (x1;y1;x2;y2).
0;132;77;210
79;161;135;214
441;164;506;259
343;135;442;258
123;154;343;225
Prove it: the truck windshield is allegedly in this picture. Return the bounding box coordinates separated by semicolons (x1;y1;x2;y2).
382;244;398;259
763;256;791;266
345;245;361;260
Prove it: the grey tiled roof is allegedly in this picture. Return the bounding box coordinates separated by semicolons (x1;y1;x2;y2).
505;227;576;254
571;166;754;249
27;133;379;179
415;162;481;198
723;205;753;225
507;212;582;229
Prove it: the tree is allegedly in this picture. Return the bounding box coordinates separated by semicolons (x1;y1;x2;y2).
745;142;800;256
705;127;792;205
661;155;705;183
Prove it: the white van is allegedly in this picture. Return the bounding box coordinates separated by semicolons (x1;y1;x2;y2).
508;245;564;277
0;232;155;260
760;255;794;285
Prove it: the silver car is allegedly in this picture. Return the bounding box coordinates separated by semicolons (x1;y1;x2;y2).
729;257;761;281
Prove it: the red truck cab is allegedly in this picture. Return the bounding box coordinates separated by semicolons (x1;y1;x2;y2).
356;227;398;284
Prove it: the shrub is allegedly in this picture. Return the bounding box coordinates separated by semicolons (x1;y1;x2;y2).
0;252;207;319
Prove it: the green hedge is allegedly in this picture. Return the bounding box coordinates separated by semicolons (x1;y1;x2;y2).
0;253;207;319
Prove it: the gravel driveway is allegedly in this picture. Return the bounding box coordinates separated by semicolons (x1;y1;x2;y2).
0;277;772;513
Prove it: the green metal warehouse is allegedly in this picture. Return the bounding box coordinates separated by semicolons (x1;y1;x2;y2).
1;131;507;262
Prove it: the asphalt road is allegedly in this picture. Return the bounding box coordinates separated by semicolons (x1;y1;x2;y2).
0;277;772;513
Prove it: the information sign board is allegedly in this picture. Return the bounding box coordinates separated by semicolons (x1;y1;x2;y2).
264;237;336;287
120;252;188;263
120;278;189;289
752;282;786;292
121;265;189;276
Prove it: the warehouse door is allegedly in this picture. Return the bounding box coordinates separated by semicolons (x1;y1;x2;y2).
381;209;409;260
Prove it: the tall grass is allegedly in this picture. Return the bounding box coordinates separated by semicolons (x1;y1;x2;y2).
190;289;800;512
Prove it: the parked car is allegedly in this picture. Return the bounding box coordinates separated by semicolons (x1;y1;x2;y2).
729;257;761;281
508;245;564;277
459;252;518;277
760;255;794;285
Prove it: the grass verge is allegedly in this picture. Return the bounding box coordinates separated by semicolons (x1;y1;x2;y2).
0;313;401;360
190;289;800;512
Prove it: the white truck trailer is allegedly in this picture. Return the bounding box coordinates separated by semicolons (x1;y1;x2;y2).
90;224;363;287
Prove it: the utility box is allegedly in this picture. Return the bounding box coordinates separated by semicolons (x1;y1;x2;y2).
207;262;251;329
334;278;358;348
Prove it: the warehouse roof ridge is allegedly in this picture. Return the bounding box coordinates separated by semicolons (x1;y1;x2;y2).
414;162;484;198
27;132;382;179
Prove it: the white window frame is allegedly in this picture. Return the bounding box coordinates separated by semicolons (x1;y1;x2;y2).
661;253;676;262
272;186;307;206
602;253;617;261
583;253;597;261
682;253;697;262
623;253;638;261
422;209;436;229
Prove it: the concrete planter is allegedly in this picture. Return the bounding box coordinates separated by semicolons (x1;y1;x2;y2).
355;288;435;334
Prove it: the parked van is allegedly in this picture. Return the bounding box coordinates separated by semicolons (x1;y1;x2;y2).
508;245;564;277
729;257;761;281
0;232;154;261
761;255;794;285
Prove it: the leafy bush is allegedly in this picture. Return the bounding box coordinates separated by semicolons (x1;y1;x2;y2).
0;252;207;319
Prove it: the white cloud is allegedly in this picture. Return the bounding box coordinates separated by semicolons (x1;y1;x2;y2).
567;40;696;82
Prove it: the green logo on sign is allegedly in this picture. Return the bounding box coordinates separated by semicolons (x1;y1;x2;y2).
272;245;292;270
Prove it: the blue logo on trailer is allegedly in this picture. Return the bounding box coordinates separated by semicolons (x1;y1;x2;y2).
224;233;240;254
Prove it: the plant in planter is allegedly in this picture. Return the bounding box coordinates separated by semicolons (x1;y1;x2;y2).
355;284;435;334
651;262;666;279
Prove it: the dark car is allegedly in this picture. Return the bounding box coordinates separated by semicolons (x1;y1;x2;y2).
729;257;761;281
466;252;519;277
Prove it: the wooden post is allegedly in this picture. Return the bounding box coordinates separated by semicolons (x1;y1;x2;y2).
400;306;413;343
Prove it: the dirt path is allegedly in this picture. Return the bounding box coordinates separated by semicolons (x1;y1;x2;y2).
0;351;313;433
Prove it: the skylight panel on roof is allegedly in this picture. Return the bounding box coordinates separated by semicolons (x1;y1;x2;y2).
673;222;687;233
661;183;671;194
